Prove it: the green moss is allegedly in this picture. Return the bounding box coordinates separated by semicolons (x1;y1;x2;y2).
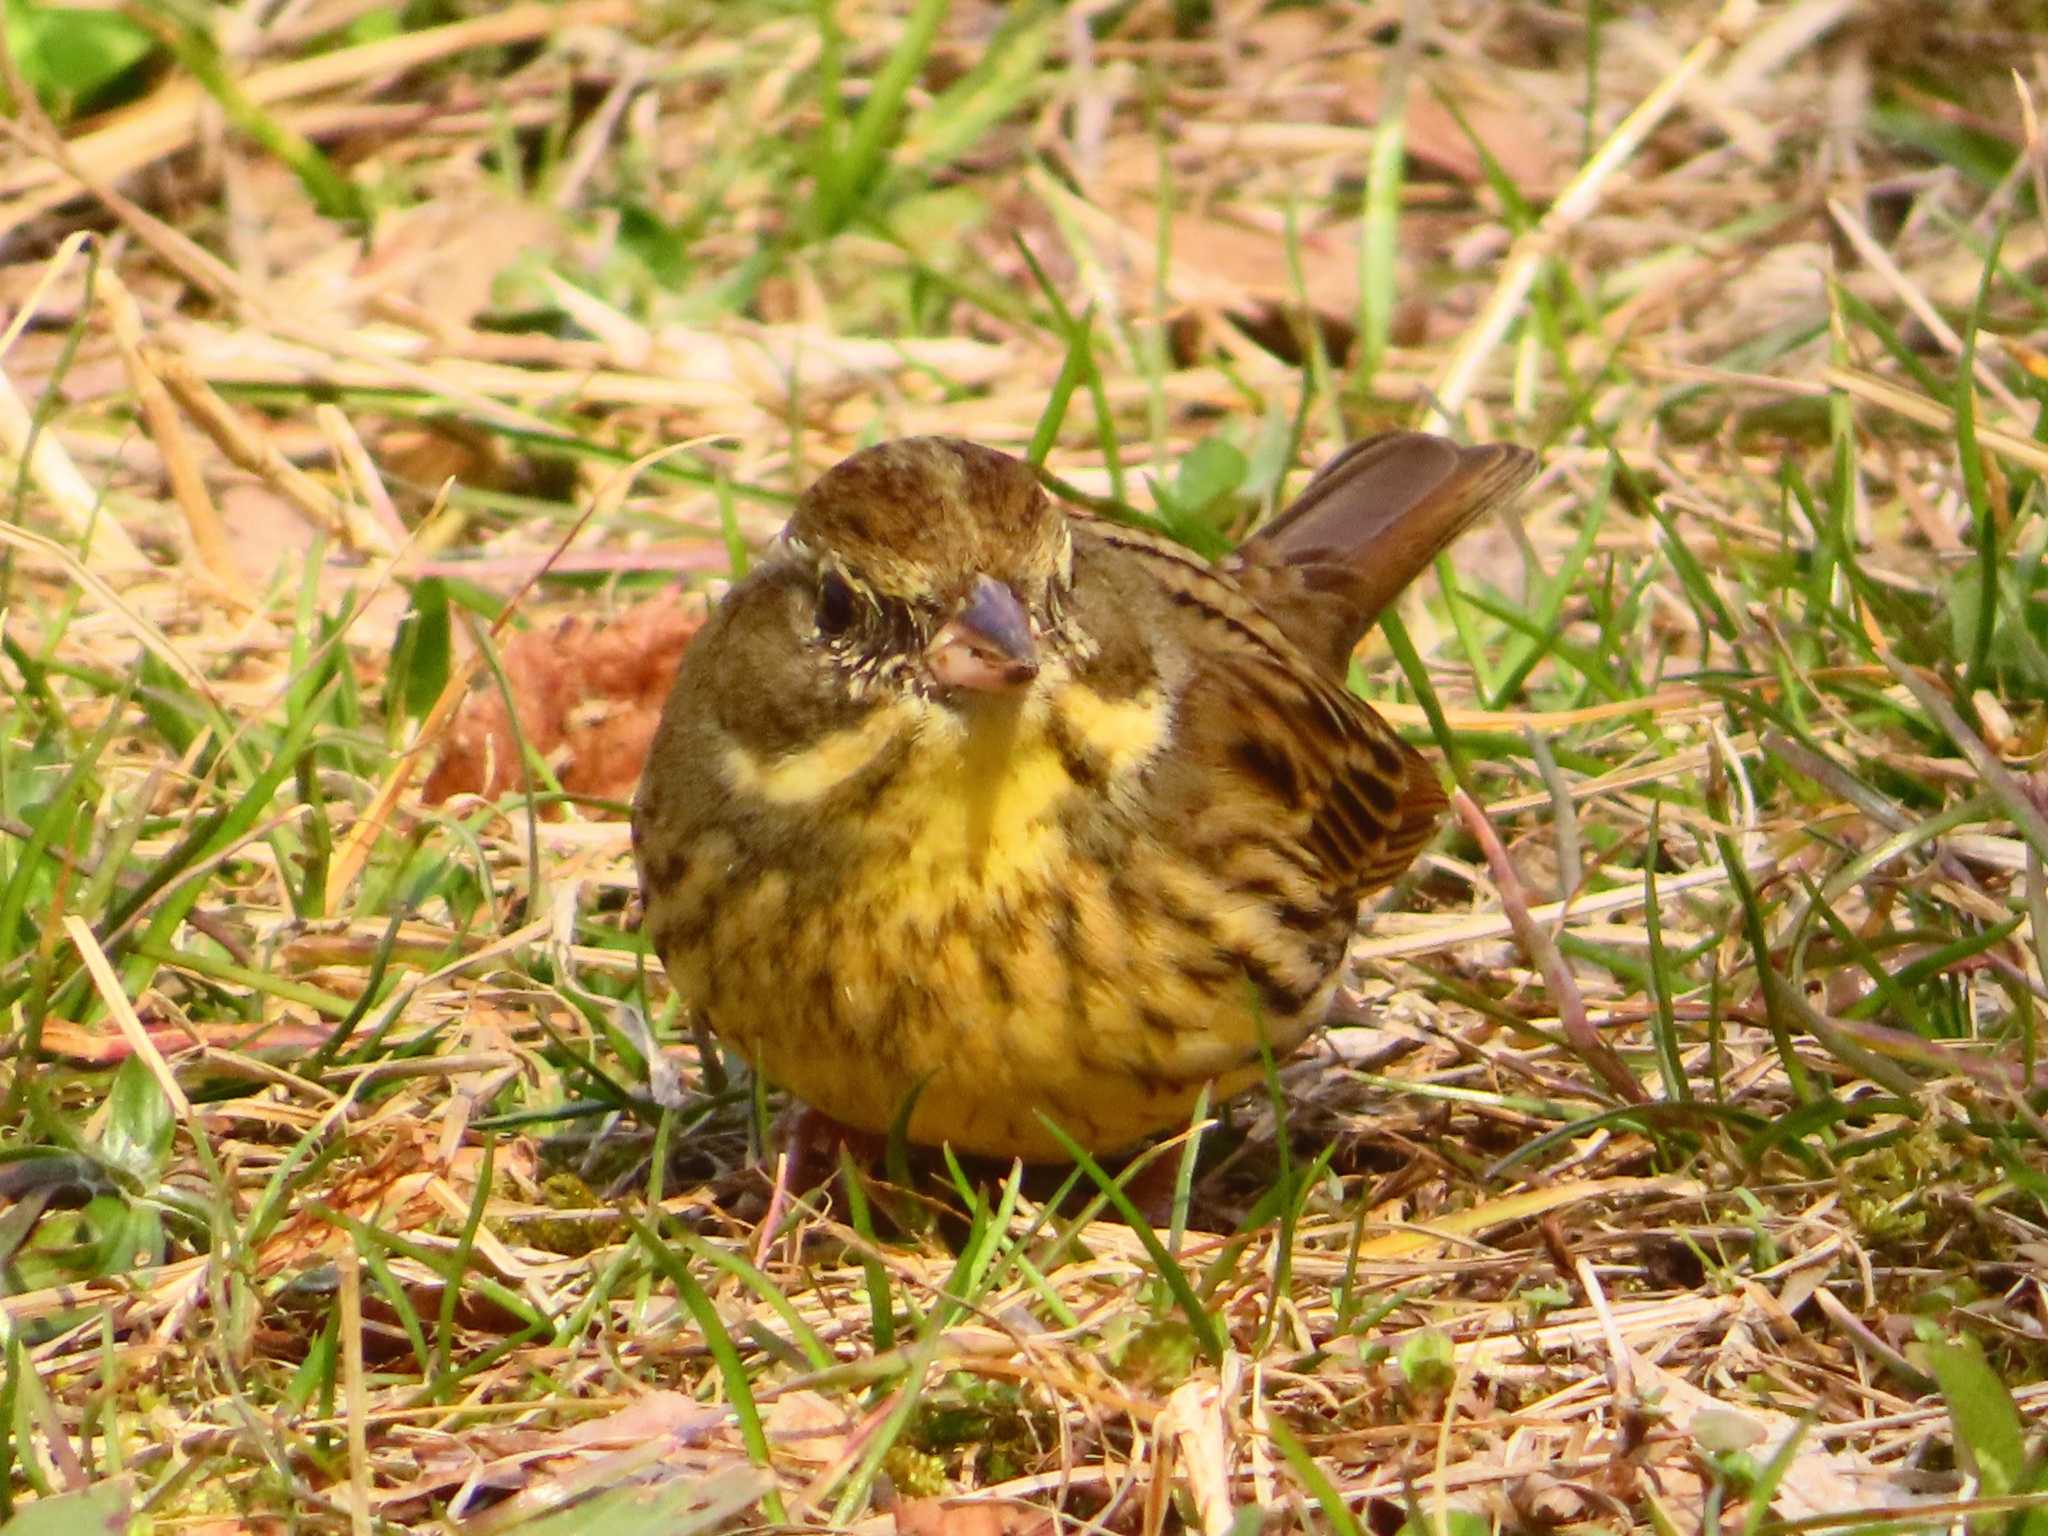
883;1444;948;1500
898;1373;1050;1486
1107;1318;1198;1395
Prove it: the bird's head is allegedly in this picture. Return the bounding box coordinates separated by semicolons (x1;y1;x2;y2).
782;437;1074;700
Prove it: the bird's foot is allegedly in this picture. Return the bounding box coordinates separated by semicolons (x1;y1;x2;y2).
755;1106;886;1256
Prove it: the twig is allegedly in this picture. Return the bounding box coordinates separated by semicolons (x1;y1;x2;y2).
63;915;195;1121
97;266;242;591
1827;198;2030;421
1823;366;2048;478
340;1256;372;1536
1451;790;1646;1103
151;348;351;543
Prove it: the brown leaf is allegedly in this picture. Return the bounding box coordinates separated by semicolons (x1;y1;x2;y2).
555;1391;728;1449
424;590;704;807
762;1389;854;1466
1156;1376;1235;1536
894;1499;1057;1536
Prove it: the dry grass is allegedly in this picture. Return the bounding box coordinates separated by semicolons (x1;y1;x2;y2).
2;1;2046;1532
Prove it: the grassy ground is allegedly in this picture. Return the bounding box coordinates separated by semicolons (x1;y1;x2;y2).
2;0;2047;1531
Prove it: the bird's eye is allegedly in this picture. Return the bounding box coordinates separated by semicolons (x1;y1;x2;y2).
816;572;856;636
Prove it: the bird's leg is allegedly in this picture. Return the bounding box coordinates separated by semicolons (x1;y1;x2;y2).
756;1105;886;1257
785;1104;887;1191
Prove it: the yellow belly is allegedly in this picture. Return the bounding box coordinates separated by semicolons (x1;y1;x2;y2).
685;680;1331;1159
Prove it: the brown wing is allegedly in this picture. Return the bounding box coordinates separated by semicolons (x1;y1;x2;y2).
1200;628;1448;896
1076;517;1445;902
1227;432;1538;674
1072;432;1532;898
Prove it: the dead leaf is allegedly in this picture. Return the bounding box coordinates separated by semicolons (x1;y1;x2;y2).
893;1498;1057;1536
1156;1376;1235;1536
763;1389;854;1465
424;590;705;806
555;1391;729;1449
1636;1358;1923;1520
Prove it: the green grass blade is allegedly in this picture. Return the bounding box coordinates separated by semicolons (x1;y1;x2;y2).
1035;1114;1225;1364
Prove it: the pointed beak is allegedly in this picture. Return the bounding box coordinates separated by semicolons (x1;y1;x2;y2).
925;574;1039;693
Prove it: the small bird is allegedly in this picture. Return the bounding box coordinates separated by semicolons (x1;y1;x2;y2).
632;432;1535;1160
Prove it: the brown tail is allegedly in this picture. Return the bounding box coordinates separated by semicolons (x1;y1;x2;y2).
1229;432;1538;673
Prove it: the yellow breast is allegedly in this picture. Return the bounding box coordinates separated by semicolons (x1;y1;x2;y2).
698;674;1319;1157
